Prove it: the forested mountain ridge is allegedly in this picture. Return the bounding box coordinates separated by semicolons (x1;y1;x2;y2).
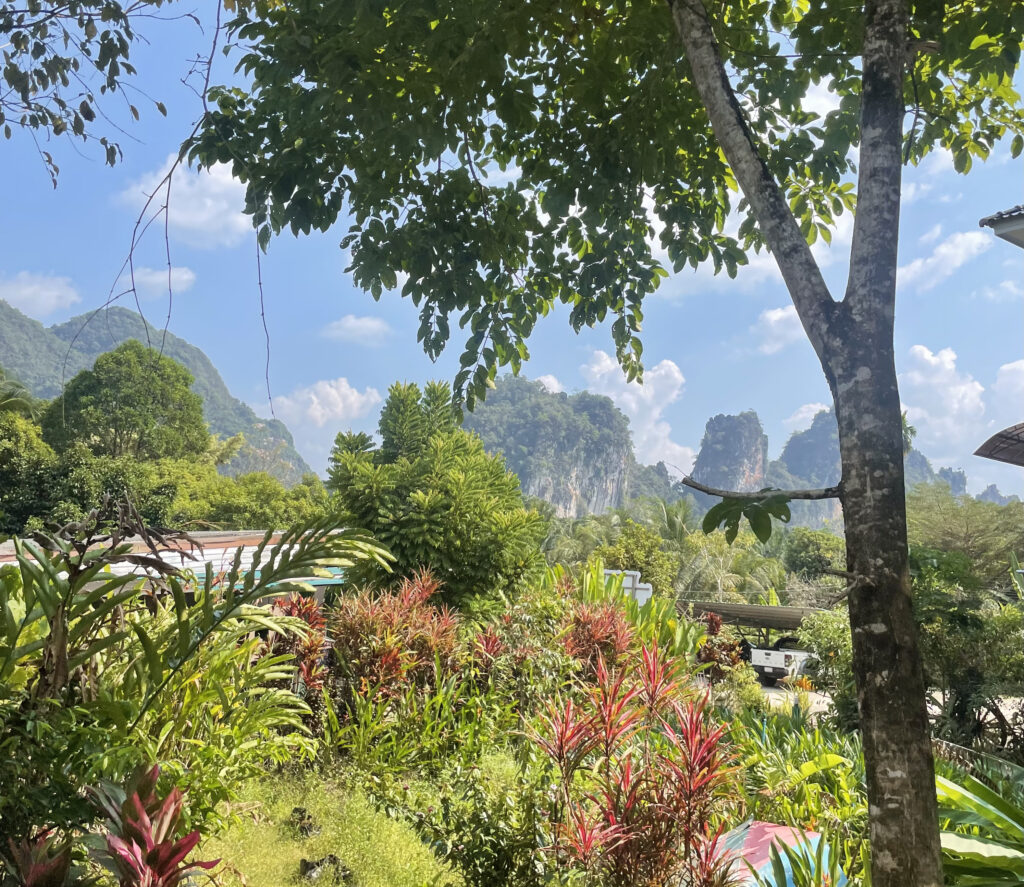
463;377;679;518
466;377;1012;526
0;300;311;485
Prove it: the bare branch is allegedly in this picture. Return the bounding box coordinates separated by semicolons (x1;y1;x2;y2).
823;567;857;580
668;0;836;360
677;475;840;501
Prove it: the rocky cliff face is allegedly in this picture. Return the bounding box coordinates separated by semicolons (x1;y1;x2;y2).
519;448;630;518
977;484;1021;505
467;380;1018;524
938;467;968;497
464;376;678;518
690;411;769;491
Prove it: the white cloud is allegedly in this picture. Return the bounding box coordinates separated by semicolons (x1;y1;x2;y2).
973;279;1024;302
274;378;382;429
903;182;933;204
580;350;695;474
784;402;830;431
752;305;804;355
899;345;985;461
922;149;955;176
129;265;197;297
0;271;80;316
993;359;1024;405
322;314;393;345
120;156;251;249
897;231;992;292
536;374;564;393
918;224;943;245
803;81;840;117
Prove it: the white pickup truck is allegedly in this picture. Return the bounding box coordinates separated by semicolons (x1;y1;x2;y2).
749;637;816;687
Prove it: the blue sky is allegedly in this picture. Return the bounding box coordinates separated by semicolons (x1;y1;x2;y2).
2;10;1023;495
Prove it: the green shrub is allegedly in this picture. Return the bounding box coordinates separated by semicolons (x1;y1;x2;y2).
593;519;680;598
329;381;546;608
710;660;767;716
397;755;553;887
731;709;868;879
797;609;858;730
782;527;845;577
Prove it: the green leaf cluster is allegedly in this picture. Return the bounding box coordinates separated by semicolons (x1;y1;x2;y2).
190;0;1024;405
701;492;792;544
0;0;169;177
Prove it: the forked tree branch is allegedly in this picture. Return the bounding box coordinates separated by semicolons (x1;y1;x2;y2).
668;0;836;361
677;475;841;501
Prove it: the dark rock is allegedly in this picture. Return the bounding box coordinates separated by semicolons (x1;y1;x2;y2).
289;806;321;838
299;855;353;883
690;411;769;496
463;376;681;518
976;483;1020;506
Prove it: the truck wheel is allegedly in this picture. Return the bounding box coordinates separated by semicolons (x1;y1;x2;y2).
758;675;777;688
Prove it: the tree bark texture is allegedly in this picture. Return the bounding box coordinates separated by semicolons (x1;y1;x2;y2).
669;1;944;884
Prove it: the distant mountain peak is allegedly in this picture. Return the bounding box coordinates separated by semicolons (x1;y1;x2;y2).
0;300;311;485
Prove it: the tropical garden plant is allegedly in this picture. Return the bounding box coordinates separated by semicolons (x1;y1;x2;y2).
0;497;390;839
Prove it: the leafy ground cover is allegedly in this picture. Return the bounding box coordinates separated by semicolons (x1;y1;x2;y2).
206;774;456;887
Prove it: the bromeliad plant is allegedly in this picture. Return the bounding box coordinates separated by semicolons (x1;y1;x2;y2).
90;765;219;887
534;644;736;887
3;831;88;887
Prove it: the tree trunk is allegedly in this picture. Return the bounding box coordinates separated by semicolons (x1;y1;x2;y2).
830;319;944;886
667;0;945;879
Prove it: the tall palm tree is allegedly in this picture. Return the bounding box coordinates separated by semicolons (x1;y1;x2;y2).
0;368;40;419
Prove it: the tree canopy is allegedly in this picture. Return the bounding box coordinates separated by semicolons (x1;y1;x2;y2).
0;0;171;178
194;0;1023;404
42;339;209;461
189;2;1024;883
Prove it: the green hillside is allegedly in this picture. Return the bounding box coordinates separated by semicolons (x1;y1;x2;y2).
0;300;310;485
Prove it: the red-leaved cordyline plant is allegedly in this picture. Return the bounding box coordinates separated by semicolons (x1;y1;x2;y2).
533;644;738;887
272;593;328;691
90;766;218;887
473;625;506;663
561;601;634;680
5;831;76;887
328;568;459;699
695;613;742;684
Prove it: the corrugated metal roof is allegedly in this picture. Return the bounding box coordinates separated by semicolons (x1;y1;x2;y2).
0;530;279;564
975;422;1024;468
980;205;1024;228
684;600;824;631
